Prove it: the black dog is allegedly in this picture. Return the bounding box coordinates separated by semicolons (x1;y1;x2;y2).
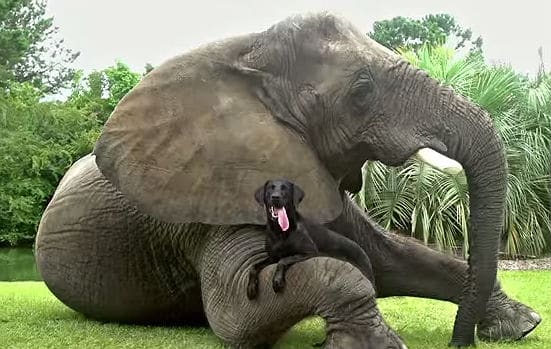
247;179;375;300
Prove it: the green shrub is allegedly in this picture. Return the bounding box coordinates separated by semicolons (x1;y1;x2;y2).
0;82;101;245
0;61;142;246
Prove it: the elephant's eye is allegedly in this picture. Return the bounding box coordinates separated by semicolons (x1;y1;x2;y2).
351;84;373;99
349;71;374;112
352;71;374;91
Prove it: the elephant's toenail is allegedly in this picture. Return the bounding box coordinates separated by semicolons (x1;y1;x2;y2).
530;312;542;323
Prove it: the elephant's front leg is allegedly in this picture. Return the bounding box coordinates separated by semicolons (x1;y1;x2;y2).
197;226;406;349
329;196;541;342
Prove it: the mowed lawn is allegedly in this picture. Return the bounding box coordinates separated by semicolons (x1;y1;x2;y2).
1;271;549;349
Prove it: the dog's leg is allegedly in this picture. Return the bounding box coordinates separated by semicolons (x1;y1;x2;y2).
272;255;311;293
247;258;274;300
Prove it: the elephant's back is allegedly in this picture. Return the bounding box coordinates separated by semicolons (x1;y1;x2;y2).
35;154;207;325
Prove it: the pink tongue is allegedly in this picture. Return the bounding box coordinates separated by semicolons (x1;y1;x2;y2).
276;207;289;231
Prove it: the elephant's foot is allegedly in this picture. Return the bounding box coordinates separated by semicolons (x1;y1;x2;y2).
477;292;541;342
324;298;407;349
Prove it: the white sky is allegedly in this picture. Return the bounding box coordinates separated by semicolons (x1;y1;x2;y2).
46;0;550;76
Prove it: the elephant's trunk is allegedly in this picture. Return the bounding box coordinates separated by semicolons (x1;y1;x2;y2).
431;85;507;346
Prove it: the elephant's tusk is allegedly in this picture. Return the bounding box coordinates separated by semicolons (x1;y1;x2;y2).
415;148;464;175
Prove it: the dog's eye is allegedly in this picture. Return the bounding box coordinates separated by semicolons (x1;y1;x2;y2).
281;185;288;191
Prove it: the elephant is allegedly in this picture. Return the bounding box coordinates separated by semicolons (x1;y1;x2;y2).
35;13;541;349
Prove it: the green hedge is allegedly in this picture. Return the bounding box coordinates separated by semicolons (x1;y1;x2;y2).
0;62;141;246
0;83;101;245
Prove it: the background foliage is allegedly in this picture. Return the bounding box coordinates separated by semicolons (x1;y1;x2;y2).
0;3;549;257
0;82;100;244
0;62;143;245
369;13;483;52
0;0;79;93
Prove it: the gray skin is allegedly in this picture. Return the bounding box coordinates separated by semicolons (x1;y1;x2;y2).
35;13;541;349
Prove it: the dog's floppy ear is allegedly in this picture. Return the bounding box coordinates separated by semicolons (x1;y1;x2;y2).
293;183;305;207
254;182;267;205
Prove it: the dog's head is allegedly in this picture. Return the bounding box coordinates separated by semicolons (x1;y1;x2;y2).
254;179;304;231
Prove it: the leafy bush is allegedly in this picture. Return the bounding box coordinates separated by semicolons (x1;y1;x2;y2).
69;61;142;124
356;46;551;257
0;61;142;246
0;82;101;245
369;14;482;52
0;0;79;93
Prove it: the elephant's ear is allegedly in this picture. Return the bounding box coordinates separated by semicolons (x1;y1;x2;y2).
93;50;342;225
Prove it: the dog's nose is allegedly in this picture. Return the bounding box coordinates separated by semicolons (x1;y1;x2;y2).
271;194;281;201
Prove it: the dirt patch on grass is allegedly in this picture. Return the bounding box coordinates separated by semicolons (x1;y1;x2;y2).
498;257;551;270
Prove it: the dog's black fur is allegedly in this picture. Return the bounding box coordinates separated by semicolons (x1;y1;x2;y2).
247;179;375;300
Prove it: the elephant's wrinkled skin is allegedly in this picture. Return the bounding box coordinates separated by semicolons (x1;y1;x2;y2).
36;13;540;348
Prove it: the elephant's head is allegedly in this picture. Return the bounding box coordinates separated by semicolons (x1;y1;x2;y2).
94;13;506;346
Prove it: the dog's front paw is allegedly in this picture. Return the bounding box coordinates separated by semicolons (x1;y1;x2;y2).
272;272;285;293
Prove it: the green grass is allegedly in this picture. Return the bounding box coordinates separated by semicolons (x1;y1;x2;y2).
1;271;549;349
